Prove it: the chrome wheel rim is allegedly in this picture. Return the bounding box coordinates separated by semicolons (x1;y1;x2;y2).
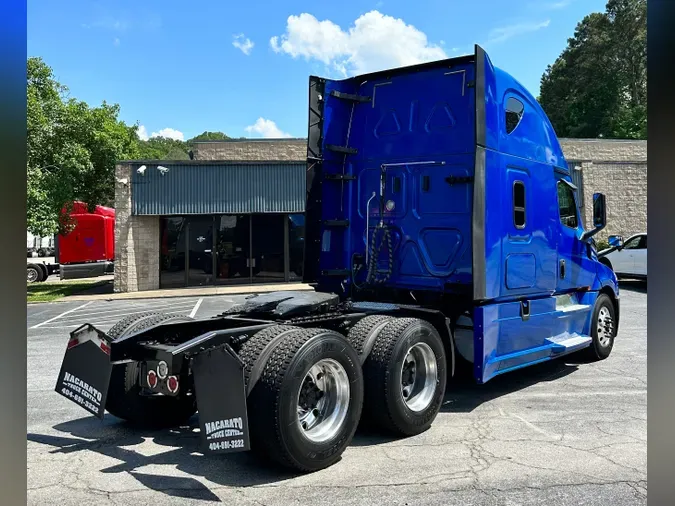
27;268;38;283
400;342;438;412
297;358;350;443
597;306;614;347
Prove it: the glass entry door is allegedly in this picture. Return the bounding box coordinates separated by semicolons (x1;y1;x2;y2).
186;216;215;287
215;215;251;284
160;217;187;288
251;214;285;283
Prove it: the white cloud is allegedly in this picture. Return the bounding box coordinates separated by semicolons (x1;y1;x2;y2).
150;128;185;141
233;34;254;55
486;20;551;45
137;125;149;141
137;125;185;141
270;10;446;76
113;37;120;46
245;118;292;138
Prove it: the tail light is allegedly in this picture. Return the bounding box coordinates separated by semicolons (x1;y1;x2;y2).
147;370;158;389
167;375;179;394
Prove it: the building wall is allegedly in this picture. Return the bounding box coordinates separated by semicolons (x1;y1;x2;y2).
560;139;647;240
192;139;306;161
114;164;160;292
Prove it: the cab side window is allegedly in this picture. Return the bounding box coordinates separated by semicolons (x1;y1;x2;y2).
505;97;524;134
623;235;647;249
557;182;578;229
513;181;526;228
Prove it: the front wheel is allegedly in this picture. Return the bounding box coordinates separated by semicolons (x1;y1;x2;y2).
584;294;617;361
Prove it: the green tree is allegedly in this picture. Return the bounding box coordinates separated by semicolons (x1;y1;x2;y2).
188;131;231;142
137;135;189;160
539;0;646;139
27;57;139;236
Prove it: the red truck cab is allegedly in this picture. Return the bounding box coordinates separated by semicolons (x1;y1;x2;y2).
57;201;115;280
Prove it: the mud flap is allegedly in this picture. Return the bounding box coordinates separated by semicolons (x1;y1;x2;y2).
191;344;250;454
54;324;113;418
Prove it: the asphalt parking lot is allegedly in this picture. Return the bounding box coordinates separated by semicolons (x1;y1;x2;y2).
27;283;647;506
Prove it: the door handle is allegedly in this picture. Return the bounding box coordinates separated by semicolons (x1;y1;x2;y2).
559;259;566;279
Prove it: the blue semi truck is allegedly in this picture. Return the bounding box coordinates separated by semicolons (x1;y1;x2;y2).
55;45;619;472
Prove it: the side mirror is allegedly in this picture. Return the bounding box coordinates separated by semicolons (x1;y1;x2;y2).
581;193;607;242
608;235;623;249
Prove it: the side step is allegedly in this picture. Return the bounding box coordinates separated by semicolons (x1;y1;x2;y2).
545;333;592;354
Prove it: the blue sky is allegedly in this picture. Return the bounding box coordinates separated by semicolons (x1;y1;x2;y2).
27;0;608;141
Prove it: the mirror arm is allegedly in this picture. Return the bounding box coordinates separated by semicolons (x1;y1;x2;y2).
580;224;605;243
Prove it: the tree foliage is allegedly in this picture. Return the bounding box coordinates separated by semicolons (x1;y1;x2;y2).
27;57;139;236
135;130;234;160
190;131;231;142
136;135;190;160
27;57;237;235
539;0;646;139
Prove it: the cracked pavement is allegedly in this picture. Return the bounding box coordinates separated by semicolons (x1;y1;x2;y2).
27;283;647;505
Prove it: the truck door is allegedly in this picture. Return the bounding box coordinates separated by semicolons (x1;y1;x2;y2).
554;177;596;292
631;234;647;276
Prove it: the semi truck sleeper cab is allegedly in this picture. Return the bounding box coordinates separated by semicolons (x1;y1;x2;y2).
54;45;619;473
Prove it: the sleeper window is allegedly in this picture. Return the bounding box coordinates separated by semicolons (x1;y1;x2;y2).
557;182;578;229
513;181;526;228
505;97;524;134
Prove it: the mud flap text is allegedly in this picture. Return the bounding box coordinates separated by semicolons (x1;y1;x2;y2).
54;326;113;418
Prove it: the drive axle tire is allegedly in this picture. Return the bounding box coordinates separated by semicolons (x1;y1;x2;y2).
238;324;301;388
363;317;447;437
246;327;364;472
105;312;198;428
347;314;396;358
584;294;617;361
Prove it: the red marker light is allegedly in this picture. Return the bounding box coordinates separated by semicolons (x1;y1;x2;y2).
147;370;158;389
167;376;179;394
100;341;111;355
67;338;80;350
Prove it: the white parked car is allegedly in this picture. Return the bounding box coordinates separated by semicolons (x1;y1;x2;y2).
598;233;647;279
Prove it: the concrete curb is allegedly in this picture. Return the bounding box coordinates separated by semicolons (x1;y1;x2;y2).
60;282;315;302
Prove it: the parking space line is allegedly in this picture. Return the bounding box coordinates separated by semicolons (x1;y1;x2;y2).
31;309;199;330
63;301;198;320
189;298;203;318
30;301;94;329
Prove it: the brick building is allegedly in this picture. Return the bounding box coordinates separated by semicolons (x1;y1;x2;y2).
114;138;647;293
558;139;647;240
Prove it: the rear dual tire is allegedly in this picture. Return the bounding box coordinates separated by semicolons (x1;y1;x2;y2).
348;316;448;437
242;327;363;472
